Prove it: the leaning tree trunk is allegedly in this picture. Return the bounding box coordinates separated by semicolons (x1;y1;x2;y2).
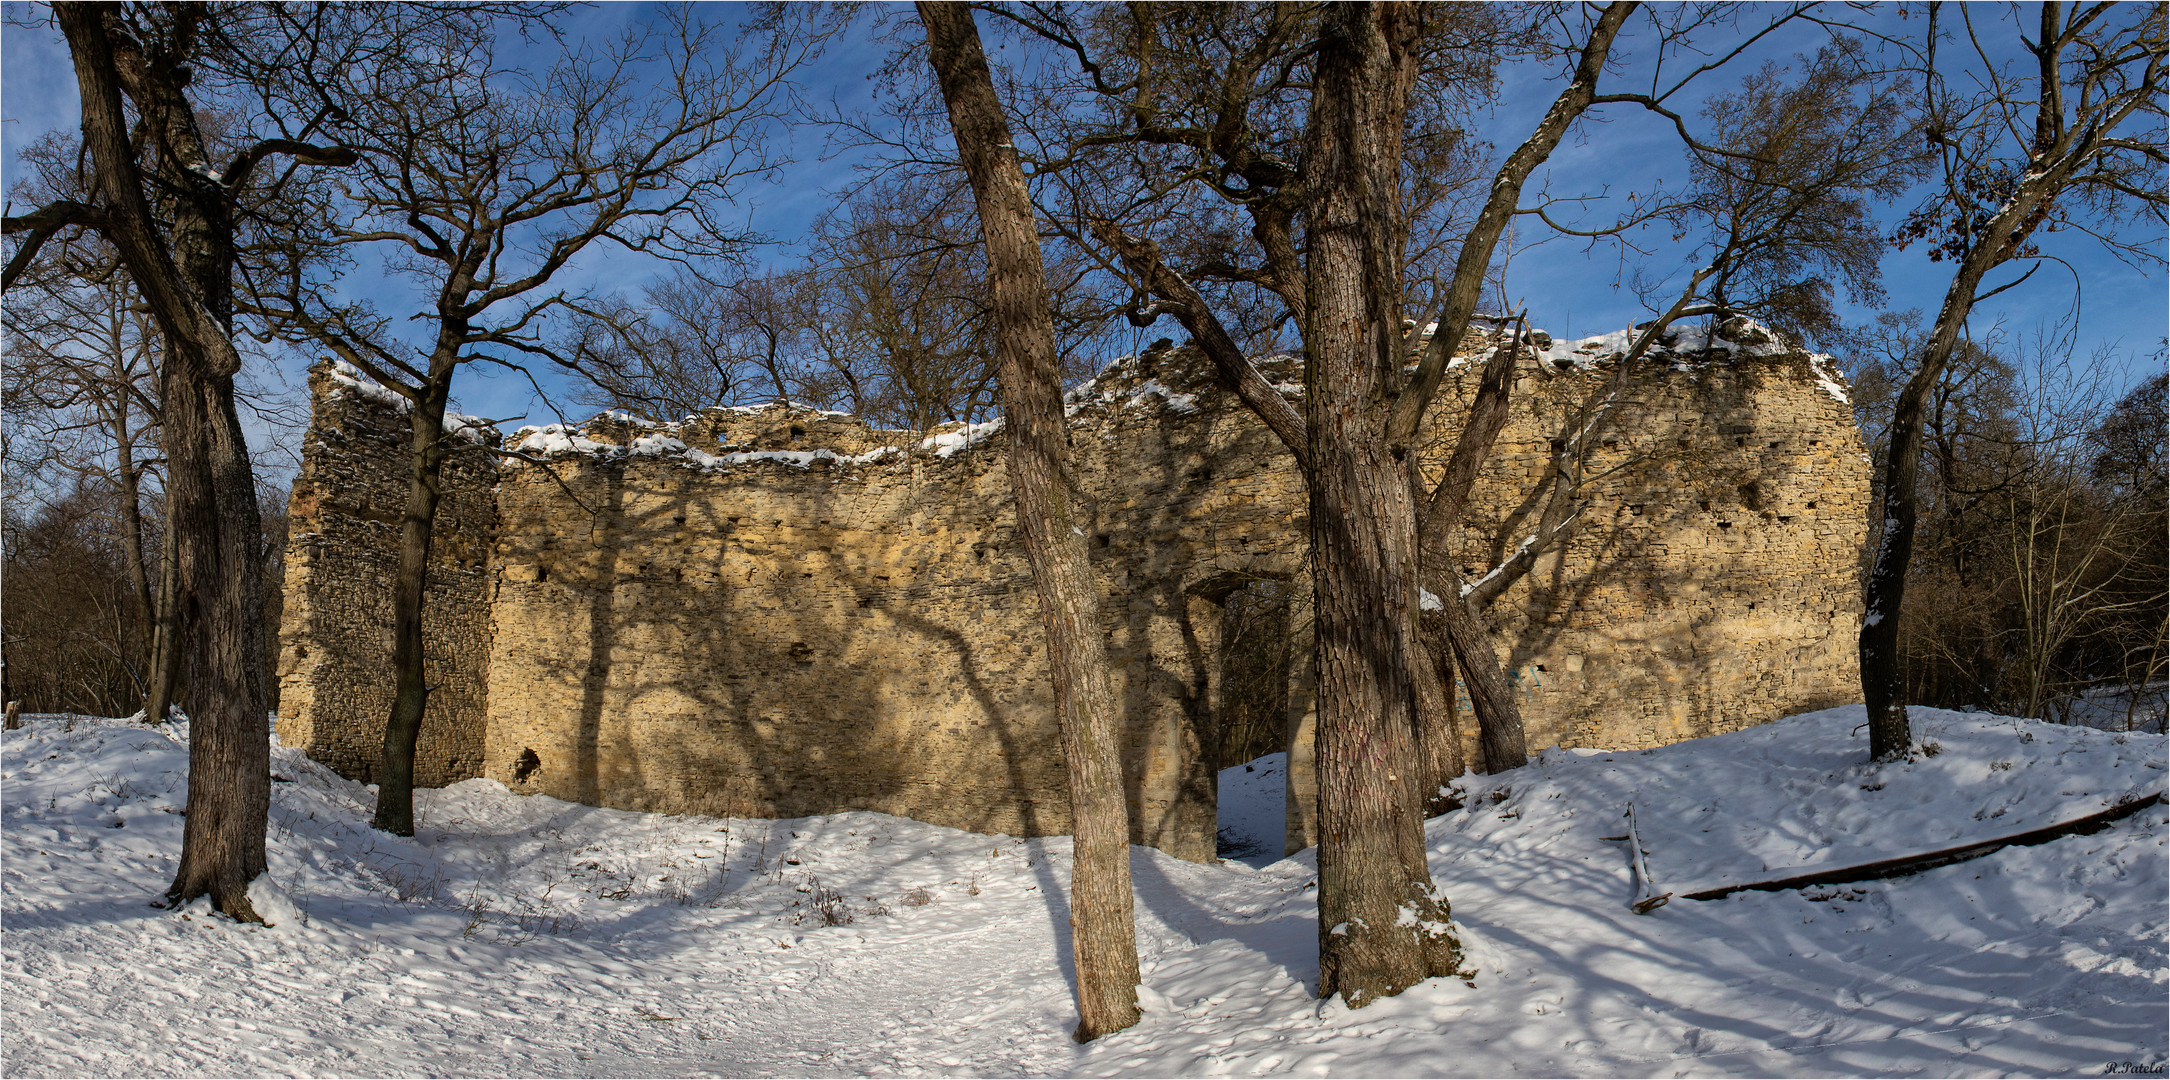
55;4;272;921
920;2;1142;1041
1862;311;1978;759
1388;4;1633;784
1304;2;1461;1009
372;372;452;836
1415;330;1531;776
1863;194;2048;760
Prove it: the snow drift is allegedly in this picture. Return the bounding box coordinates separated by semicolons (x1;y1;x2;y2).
4;706;2162;1077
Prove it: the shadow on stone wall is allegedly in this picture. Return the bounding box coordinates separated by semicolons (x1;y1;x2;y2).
286;335;1867;864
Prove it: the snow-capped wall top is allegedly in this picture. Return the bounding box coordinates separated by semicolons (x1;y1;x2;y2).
321;360;495;444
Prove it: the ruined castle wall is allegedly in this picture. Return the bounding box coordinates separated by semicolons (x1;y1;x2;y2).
279;326;1868;863
1282;327;1869;850
274;363;500;786
476;351;1302;862
1435;335;1867;745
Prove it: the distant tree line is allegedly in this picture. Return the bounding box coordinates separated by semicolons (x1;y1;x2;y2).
1848;328;2166;729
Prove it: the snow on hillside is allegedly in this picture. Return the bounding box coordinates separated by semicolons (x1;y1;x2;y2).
5;708;2163;1077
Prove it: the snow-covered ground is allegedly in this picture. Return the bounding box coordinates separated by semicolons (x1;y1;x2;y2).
5;707;2163;1077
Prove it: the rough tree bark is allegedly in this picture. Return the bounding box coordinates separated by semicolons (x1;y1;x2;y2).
52;3;271;917
1302;2;1461;1008
920;2;1143;1042
24;3;350;920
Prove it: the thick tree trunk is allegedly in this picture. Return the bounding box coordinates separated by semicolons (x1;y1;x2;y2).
372;375;451;836
157;358;272;917
1304;2;1460;1009
56;4;271;922
920;3;1142;1042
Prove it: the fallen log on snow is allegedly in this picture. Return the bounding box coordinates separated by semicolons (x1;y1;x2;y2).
1623;803;1671;914
1679;791;2165;903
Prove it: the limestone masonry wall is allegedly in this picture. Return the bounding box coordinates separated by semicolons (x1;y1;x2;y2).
276;364;500;786
279;321;1869;862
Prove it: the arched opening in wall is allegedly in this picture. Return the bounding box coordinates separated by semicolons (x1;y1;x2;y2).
1215;578;1293;770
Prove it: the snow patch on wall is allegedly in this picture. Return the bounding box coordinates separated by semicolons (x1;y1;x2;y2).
326;361;493;444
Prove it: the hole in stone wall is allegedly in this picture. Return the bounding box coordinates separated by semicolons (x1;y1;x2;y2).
1215;579;1293;771
1093;533;1111;549
1806;501;1819;510
790;424;806;441
514;748;541;783
1738;482;1765;512
536;565;549;583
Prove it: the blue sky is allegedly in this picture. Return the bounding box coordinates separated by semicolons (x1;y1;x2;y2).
5;2;2162;483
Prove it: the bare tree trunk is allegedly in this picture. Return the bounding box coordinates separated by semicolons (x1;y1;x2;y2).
919;2;1142;1042
1392;5;1633;780
145;514;181;723
55;4;271;921
157;360;272;916
372;371;452;836
1304;2;1460;1009
1415;329;1531;774
113;422;156;703
1408;629;1465;812
1864;0;2161;760
1437;573;1529;772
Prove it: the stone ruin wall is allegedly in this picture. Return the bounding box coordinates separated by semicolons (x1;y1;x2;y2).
276;364;501;786
277;324;1869;862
